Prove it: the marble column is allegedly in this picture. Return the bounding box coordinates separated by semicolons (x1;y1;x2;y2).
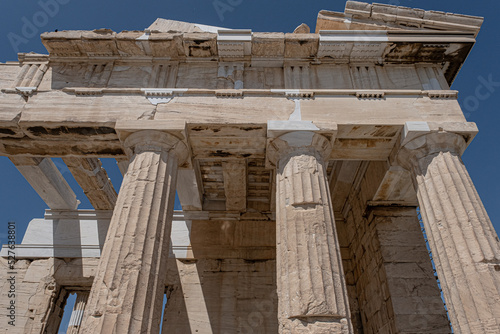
67;292;89;334
398;131;500;333
80;130;187;334
268;131;353;334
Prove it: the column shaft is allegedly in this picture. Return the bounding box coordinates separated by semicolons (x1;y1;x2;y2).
67;292;89;334
276;151;352;333
402;133;500;333
80;131;181;334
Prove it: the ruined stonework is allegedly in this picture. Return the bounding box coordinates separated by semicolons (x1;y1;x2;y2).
1;1;498;333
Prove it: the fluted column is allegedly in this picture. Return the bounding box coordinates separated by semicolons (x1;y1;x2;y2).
268;131;353;334
67;292;89;334
80;130;187;334
398;131;500;333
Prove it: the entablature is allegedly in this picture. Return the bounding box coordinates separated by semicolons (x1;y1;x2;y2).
37;29;475;86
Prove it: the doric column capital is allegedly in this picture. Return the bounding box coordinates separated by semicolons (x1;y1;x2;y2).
123;130;188;165
267;131;333;168
266;121;337;169
397;131;468;172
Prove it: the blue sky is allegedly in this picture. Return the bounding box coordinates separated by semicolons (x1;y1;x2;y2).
0;0;499;268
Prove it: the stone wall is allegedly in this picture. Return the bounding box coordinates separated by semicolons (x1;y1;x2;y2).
337;161;450;333
368;207;451;333
163;217;278;333
0;257;97;333
0;217;277;334
164;258;277;334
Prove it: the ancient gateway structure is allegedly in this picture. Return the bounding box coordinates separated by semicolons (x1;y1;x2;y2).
1;1;499;333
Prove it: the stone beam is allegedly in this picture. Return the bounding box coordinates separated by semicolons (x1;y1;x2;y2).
222;160;247;212
63;157;117;210
329;160;362;215
177;169;203;211
10;157;79;210
115;158;129;176
0;95;468;163
0;137;125;157
370;165;418;206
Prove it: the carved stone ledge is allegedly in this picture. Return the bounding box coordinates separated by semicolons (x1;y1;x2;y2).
270;89;315;99
285;90;314;99
215;89;244;98
74;88;104;96
427;90;458;99
15;87;37;97
141;88;174;96
141;88;187;105
356;91;385;99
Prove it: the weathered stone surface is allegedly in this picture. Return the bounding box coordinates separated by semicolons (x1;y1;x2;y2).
293;23;310;34
63;157;117;210
0;210;112;259
10;157;80;210
399;131;500;333
319;1;482;36
222;160;247;211
80;131;185;334
336;158;450;333
164;259;278;333
0;258;98;333
269;130;353;333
